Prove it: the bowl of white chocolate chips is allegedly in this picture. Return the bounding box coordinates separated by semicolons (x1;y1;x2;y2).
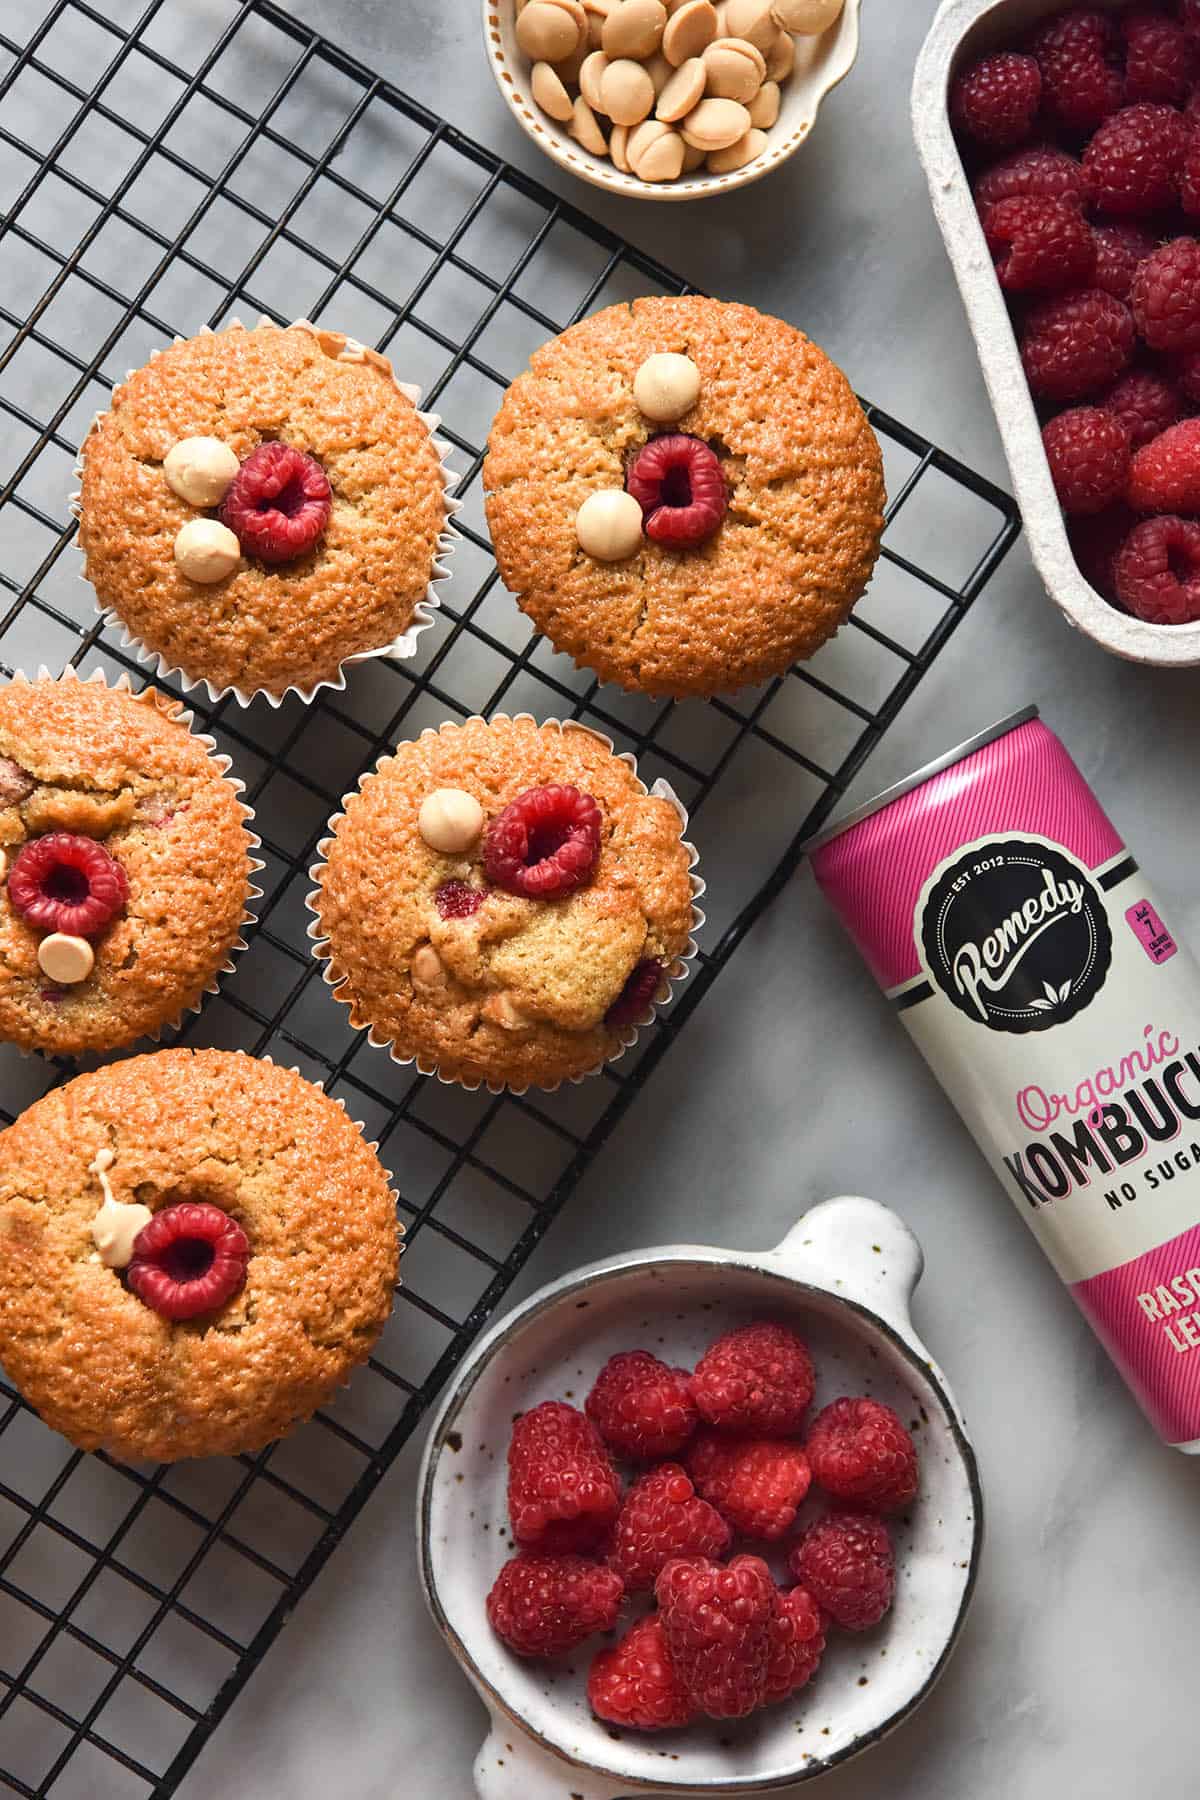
483;0;859;199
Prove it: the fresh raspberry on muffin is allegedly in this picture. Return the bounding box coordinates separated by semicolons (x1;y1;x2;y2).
219;442;332;565
483;784;602;900
605;957;665;1028
125;1201;250;1322
7;833;128;938
626;434;728;548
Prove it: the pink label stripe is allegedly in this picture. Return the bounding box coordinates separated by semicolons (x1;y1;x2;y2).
809;720;1124;991
1072;1224;1200;1444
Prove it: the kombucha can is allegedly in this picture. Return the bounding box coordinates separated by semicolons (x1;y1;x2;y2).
810;706;1200;1451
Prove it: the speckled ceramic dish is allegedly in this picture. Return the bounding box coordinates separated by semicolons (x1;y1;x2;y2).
417;1194;983;1799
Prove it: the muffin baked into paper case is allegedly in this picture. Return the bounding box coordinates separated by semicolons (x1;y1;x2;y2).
0;665;262;1056
306;713;706;1094
72;317;460;707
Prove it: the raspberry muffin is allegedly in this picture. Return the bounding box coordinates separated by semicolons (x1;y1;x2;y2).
0;1049;400;1462
309;714;700;1090
0;670;256;1055
77;320;452;700
483;296;885;696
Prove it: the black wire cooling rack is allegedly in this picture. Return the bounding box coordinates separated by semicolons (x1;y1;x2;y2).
0;1;1020;1793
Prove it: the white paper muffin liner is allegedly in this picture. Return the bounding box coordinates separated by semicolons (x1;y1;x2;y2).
68;316;462;709
3;663;264;1057
303;713;707;1096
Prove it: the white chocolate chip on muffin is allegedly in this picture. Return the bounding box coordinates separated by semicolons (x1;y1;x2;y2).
633;352;702;420
576;489;645;560
419;788;485;855
163;436;240;508
37;933;95;986
173;518;241;584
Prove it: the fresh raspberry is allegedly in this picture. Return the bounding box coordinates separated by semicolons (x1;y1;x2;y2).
1091;222;1157;303
763;1585;827;1703
1042;406;1132;514
507;1401;621;1553
485;1552;624;1658
125;1203;250;1322
607;1464;731;1592
585;1350;698;1460
805;1398;919;1515
691;1321;815;1437
1170;347;1200;400
1114;512;1200;619
484;785;602;901
1081;104;1187;215
1103;367;1184;448
7;832;129;938
1181;129;1200;215
604;957;664;1030
434;878;487;919
625;435;727;548
1128;414;1200;508
950;52;1043;149
1069;502;1138;598
1122;10;1194;106
1020;289;1135;401
587;1615;693;1731
983;195;1095;292
686;1431;812;1540
1029;10;1123;132
0;756;34;807
656;1554;774;1720
789;1512;896;1632
219;442;332;565
1131;238;1200;350
974;145;1083;211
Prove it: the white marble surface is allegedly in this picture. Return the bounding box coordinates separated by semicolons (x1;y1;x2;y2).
9;0;1200;1794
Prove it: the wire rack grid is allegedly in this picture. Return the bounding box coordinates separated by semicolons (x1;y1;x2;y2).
0;0;1019;1794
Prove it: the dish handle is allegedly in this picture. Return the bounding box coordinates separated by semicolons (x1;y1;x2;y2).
767;1193;929;1358
473;1718;629;1800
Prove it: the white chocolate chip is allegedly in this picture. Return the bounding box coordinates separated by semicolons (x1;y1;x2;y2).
610;122;632;170
722;0;776;48
748;77;780;126
579;48;609;108
411;943;448;996
162;436;240;508
680;94;751;148
682;139;707;170
706;124;767;171
569;93;609;154
644;50;674;92
657;55;706;119
765;25;794;79
582;0;615;48
89;1154;154;1273
418;788;485;855
602;0;667;59
771;0;841;30
484;993;534;1032
636;128;686;180
174;517;241;584
627;116;673;165
703;36;765;100
517;1;582;61
601;57;656;124
633;352;702;421
576;489;644;560
37;932;94;985
662;0;718;64
531;59;575;120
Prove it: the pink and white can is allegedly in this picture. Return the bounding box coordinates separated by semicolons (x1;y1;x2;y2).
810;706;1200;1451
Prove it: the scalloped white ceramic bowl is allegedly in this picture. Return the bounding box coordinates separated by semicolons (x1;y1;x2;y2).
418;1194;983;1799
483;0;861;203
914;0;1200;667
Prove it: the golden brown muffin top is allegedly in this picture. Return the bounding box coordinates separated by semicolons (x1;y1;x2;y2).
483;295;886;697
312;715;697;1090
78;322;449;699
0;673;254;1056
0;1049;400;1463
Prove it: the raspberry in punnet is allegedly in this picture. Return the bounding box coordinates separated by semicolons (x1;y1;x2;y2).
686;1431;812;1540
588;1615;693;1731
974;145;1083;212
484;784;602;901
1029;9;1123;132
1069;502;1138;599
1114;513;1200;621
691;1320;815;1436
1042;406;1131;515
950;52;1043;149
1128;415;1200;511
1131;239;1200;352
219;442;332;565
1182;131;1200;216
486;1552;624;1658
1122;9;1195;106
586;1350;698;1460
655;1554;774;1721
789;1512;896;1632
607;1463;731;1592
983;195;1096;293
805;1397;919;1514
507;1400;621;1552
1170;348;1200;402
1081;104;1187;215
763;1584;827;1704
1020;289;1135;401
1091;222;1156;303
604;958;664;1030
125;1203;250;1322
7;833;129;939
1103;368;1184;450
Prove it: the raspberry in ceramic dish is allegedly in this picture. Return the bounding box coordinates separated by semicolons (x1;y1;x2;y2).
806;1396;919;1514
310;714;698;1091
507;1400;622;1552
483;296;884;697
0;1049;400;1462
486;1552;624;1658
685;1429;812;1539
790;1511;895;1630
0;671;254;1055
607;1463;731;1592
77;321;450;700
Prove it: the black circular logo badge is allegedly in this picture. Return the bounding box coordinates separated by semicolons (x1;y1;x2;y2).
919;837;1112;1033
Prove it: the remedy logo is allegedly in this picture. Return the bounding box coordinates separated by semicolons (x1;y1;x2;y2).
919;837;1112;1034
